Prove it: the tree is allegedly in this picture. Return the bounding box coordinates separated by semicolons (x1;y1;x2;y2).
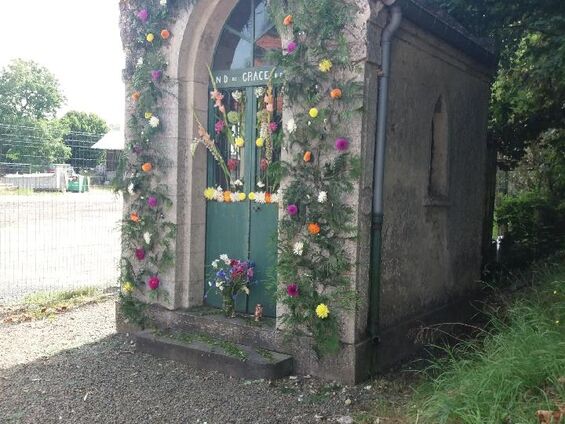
0;59;65;121
59;111;109;170
430;0;565;168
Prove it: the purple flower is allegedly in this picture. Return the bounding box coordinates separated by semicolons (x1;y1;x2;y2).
286;41;297;54
287;284;299;297
335;137;349;151
247;268;254;279
214;120;225;134
135;248;145;260
132;144;142;154
286;204;298;216
150;70;162;82
147;196;158;208
269;121;278;133
137;9;149;23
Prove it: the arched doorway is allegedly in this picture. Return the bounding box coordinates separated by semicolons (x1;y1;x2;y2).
204;0;282;317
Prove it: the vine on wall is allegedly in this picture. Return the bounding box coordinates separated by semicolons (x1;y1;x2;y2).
269;0;363;355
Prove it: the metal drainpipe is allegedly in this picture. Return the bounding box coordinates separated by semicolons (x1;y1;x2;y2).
368;2;402;341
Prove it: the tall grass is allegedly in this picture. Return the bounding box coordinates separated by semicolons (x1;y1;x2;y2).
413;261;565;423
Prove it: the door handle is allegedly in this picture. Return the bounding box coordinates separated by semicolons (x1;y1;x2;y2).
252;205;262;212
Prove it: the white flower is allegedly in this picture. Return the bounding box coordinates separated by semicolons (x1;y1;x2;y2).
212;260;219;269
243;286;250;295
318;191;327;203
220;254;230;265
286;118;297;134
214;187;224;202
255;192;266;204
160;0;167;5
190;140;199;156
137;57;144;67
231;90;243;102
257;181;265;188
293;241;304;256
127;182;135;194
260;122;269;139
143;232;151;245
149;116;160;128
255;87;265;98
232;179;243;187
230;192;239;202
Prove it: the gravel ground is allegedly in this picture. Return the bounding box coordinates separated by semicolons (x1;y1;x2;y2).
0;300;398;424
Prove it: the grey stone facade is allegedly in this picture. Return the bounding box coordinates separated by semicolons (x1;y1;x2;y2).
119;0;496;383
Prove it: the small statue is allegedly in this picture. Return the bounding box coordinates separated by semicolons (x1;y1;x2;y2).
254;304;263;322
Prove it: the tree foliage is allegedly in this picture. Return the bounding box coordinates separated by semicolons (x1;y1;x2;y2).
60;111;109;170
0;59;65;121
430;0;565;167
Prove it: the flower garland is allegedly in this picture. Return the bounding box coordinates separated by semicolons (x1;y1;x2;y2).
115;0;180;311
269;0;362;356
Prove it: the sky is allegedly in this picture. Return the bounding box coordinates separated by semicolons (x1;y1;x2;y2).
0;1;125;128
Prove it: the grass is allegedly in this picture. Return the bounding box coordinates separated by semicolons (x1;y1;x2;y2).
411;258;565;423
1;287;108;322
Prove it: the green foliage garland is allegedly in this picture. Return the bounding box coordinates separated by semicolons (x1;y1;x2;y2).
115;0;179;309
269;0;363;356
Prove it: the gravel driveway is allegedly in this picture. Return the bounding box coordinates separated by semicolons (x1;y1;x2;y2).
0;300;390;424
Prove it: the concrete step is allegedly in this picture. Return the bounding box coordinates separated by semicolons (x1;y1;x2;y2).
135;330;294;380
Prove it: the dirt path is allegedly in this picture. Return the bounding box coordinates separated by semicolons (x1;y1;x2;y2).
0;300;407;424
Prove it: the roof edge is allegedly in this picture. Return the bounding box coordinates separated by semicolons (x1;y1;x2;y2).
396;0;498;69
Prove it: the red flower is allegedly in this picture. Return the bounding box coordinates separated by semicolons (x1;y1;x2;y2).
135;248;145;260
227;159;239;171
287;284;299;297
148;275;160;290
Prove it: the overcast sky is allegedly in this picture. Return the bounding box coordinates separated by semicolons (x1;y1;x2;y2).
0;1;125;128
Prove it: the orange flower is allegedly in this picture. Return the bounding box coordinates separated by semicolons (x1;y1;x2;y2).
131;91;141;102
141;162;153;172
160;29;170;40
303;151;312;162
308;223;321;235
223;191;232;202
283;15;293;26
130;212;140;223
265;192;272;204
330;88;342;99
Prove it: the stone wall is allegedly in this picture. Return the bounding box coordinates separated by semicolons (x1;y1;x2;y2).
377;17;493;340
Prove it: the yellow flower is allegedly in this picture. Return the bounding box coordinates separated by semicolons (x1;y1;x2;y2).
122;281;134;295
318;59;332;73
248;192;256;201
255;137;264;147
238;192;246;201
146;33;155;43
144;112;153;119
315;303;330;319
309;108;319;118
235;137;245;147
203;187;216;200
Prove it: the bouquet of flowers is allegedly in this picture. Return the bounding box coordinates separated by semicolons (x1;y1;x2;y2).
207;254;256;317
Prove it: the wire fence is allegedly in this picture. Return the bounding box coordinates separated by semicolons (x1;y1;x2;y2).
0;123;123;304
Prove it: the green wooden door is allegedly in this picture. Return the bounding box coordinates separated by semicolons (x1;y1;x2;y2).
204;69;281;317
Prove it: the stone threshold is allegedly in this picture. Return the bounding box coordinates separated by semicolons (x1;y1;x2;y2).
136;329;293;380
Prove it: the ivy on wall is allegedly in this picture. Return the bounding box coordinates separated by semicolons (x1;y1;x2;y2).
269;0;363;355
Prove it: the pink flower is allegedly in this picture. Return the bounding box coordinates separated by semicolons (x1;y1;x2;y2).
147;196;158;208
335;137;349;151
260;158;269;171
287;284;299;297
214;120;225;134
227;159;239;172
137;9;149;23
148;275;160;290
247;268;254;279
286;41;297;54
266;104;274;113
150;70;162;82
219;105;226;114
286;204;298;216
135;248;145;260
269;122;278;133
